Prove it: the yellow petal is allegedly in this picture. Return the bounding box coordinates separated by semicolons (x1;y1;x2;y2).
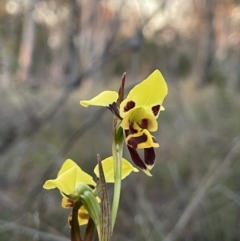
120;70;168;118
78;206;90;225
142;169;153;176
140;113;158;132
43;159;96;195
126;129;159;149
43;167;79;195
68;207;90;227
58;159;77;176
120;111;132;129
60;159;96;186
121;110;158;132
62;197;74;209
80;91;118;107
93;157;139;183
66;198;100;226
128;107;146;122
57;159;95;186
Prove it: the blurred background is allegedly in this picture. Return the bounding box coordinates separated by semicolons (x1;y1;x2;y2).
1;0;240;240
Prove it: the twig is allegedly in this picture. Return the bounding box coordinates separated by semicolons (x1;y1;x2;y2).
0;219;69;241
163;138;240;241
136;184;165;240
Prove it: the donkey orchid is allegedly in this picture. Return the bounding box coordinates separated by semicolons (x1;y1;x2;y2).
80;70;168;176
43;157;138;225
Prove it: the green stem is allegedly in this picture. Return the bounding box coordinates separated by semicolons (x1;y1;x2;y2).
111;120;123;231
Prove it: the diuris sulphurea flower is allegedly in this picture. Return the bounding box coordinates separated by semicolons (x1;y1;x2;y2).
80;70;168;176
43;157;138;226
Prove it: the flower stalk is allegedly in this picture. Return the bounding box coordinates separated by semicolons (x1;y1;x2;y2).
111;73;125;231
111;117;123;231
71;200;82;241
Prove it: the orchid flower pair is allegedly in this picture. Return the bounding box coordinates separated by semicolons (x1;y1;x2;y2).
43;69;168;241
80;70;168;176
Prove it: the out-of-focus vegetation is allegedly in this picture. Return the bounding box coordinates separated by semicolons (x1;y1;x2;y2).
0;0;240;240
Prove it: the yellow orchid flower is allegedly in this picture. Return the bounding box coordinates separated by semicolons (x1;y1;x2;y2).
80;70;168;175
43;158;138;225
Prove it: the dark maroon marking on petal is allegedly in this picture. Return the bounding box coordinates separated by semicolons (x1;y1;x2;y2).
125;129;129;137
138;119;148;129
152;105;160;116
144;147;155;166
78;213;90;220
129;122;138;134
124;100;135;112
127;145;148;170
65;199;74;208
127;133;148;149
107;102;122;120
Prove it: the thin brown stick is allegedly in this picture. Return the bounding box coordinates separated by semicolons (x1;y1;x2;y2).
164;138;240;241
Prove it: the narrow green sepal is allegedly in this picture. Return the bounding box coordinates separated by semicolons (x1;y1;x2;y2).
80;190;101;229
115;125;124;145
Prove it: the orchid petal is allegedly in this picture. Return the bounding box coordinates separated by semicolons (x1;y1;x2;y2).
58;159;95;186
126;129;159;149
78;206;90;225
94;156;139;183
121;111;158;132
68;207;90;226
120;70;168;118
144;147;156;170
62;197;74;208
126;145;152;176
43;159;96;195
80;91;118;107
43;167;79;195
